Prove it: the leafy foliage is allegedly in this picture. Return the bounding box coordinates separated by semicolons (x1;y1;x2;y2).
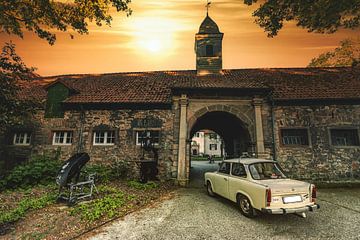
308;38;360;67
0;43;37;131
0;192;57;225
84;160;132;182
70;190;136;222
0;152;61;191
127;180;158;190
0;0;132;45
244;0;360;37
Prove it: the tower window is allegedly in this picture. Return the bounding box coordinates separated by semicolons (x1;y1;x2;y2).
205;45;214;57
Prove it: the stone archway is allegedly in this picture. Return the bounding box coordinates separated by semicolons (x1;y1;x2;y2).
187;104;255;141
189;111;253;158
176;98;266;186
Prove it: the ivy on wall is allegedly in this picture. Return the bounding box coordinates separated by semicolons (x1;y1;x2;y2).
45;83;69;118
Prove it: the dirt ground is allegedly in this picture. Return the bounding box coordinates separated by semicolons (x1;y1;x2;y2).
0;181;175;240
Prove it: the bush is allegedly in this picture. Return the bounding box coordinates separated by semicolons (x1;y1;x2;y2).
110;160;132;179
84;160;132;182
0;153;61;191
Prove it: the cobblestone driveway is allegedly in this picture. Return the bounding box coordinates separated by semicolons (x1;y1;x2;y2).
89;161;360;240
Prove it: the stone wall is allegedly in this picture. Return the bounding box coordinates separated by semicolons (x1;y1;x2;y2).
274;104;360;181
4;108;175;180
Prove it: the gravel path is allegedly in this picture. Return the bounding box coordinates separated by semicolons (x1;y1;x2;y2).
89;161;360;240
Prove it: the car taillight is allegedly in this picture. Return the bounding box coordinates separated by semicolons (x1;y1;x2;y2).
311;185;317;203
266;188;271;207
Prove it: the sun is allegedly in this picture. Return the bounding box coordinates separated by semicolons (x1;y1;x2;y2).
145;39;162;52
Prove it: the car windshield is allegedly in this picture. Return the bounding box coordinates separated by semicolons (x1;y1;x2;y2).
249;162;286;180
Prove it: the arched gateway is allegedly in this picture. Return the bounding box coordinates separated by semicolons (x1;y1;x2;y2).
176;98;268;186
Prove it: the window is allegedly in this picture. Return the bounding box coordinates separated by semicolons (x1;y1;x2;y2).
219;162;230;174
93;131;115;145
209;144;217;150
136;130;160;146
249;162;286;180
209;133;217;139
13;132;31;145
205;45;214;57
330;129;359;146
53;131;73;145
195;132;200;137
281;129;309;146
231;163;247;177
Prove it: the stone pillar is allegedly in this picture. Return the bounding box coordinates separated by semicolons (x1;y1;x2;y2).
177;94;189;186
253;98;266;158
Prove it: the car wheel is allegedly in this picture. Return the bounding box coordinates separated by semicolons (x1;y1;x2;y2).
238;195;255;218
207;181;215;197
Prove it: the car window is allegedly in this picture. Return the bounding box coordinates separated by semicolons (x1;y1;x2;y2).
249;162;286;180
218;162;230;174
231;163;247;177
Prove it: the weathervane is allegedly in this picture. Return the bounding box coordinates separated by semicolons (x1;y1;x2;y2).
206;0;211;16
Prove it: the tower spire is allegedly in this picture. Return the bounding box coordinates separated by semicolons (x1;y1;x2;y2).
206;0;211;16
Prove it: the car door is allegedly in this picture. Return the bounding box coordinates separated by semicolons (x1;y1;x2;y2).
228;162;248;202
213;162;230;199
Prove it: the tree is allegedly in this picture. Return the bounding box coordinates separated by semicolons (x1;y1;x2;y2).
0;42;38;131
0;0;131;129
1;0;132;45
244;0;360;37
308;38;360;67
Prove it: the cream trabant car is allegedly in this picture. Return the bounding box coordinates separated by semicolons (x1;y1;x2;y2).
204;158;320;218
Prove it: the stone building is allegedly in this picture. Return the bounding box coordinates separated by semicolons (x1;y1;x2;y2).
1;13;360;186
191;130;223;157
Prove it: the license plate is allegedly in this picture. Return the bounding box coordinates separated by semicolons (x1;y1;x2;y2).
283;195;302;204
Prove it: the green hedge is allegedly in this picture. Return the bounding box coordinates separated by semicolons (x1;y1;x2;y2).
0;153;61;191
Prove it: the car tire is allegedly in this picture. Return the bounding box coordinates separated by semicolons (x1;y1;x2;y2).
207;181;215;197
237;195;255;218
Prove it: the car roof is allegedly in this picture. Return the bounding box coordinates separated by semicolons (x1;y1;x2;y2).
223;158;276;165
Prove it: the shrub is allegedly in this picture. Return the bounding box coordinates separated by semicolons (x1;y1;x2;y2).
110;160;132;179
83;160;132;182
0;153;61;191
127;180;158;190
83;164;113;183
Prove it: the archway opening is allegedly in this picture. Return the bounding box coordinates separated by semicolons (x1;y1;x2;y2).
189;111;252;186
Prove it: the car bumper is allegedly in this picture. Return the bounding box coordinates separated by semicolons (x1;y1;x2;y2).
261;204;320;214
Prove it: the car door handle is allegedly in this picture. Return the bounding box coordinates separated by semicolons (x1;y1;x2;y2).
224;178;227;181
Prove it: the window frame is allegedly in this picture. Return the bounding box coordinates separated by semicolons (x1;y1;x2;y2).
13;132;32;146
93;130;116;146
52;131;73;145
209;143;217;151
205;44;214;57
329;127;360;147
135;129;160;146
218;162;231;175
231;163;247;178
280;127;311;147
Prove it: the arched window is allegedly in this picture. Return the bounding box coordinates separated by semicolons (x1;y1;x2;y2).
205;45;214;57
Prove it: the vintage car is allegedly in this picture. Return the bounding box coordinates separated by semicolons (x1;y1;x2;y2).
204;158;320;218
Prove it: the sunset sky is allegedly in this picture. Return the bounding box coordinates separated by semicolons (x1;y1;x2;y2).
0;0;359;76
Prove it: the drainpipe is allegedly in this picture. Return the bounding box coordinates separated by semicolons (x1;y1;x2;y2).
77;105;85;153
269;94;277;161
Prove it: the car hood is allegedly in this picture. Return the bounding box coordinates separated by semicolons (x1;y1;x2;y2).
254;179;310;195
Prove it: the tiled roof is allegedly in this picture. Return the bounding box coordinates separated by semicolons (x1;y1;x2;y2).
18;67;360;105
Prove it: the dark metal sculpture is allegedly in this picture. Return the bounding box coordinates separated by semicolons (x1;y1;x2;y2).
56;152;97;205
